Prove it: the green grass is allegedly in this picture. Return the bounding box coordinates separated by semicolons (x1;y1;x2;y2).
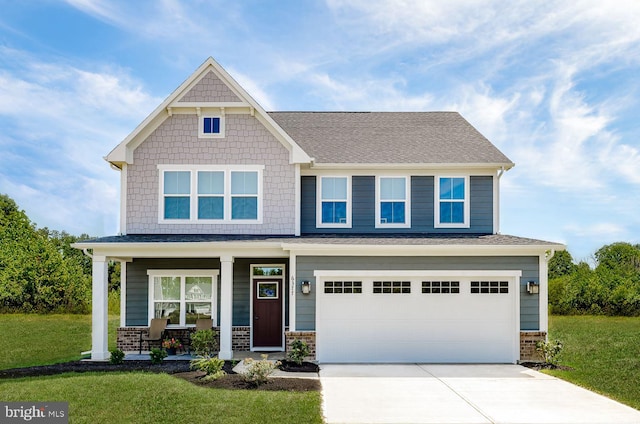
0;314;119;370
0;372;322;424
548;315;640;410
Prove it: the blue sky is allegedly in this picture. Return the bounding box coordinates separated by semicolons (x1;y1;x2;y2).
1;0;639;262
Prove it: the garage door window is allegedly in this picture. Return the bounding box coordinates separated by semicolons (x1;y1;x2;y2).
471;281;508;294
422;281;460;294
373;281;410;294
324;281;362;294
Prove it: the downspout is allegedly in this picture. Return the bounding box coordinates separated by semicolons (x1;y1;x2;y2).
496;166;505;234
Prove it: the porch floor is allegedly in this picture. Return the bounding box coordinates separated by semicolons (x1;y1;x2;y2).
124;351;287;361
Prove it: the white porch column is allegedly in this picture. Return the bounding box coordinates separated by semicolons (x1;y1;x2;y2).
119;260;127;328
540;251;551;336
92;255;109;360
219;255;234;360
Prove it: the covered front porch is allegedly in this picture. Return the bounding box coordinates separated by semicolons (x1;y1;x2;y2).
80;235;309;361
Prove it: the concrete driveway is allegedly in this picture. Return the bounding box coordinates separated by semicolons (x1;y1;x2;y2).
320;364;640;424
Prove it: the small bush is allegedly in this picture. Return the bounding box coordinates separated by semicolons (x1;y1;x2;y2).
287;339;311;365
241;354;280;387
190;355;226;381
109;348;125;365
190;329;218;356
149;348;167;365
536;339;563;365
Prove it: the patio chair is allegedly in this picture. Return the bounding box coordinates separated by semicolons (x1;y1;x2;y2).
138;318;169;354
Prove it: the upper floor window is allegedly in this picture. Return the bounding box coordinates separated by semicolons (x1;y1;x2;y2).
159;165;263;224
435;176;469;228
376;176;410;228
199;116;225;138
317;176;351;228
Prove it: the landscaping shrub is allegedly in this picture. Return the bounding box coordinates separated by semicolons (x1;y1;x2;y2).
241;355;280;387
190;355;226;381
109;348;125;365
536;339;563;365
149;348;167;364
287;339;311;365
190;329;218;356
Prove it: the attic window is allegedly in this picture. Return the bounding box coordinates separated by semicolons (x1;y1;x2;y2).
199;116;224;138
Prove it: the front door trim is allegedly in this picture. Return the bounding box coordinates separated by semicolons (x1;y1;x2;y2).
250;263;286;351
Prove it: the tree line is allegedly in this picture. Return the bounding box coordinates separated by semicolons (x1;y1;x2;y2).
0;194;119;313
549;243;640;316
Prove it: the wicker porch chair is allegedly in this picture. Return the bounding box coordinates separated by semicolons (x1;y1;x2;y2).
138;318;169;354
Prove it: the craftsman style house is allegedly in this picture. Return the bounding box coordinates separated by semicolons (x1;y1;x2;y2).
77;57;563;363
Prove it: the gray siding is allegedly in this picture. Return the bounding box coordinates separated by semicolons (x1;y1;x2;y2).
126;258;221;326
295;256;539;331
125;257;288;327
301;175;493;234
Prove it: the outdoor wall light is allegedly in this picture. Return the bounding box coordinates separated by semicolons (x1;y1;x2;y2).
526;281;540;295
301;281;311;295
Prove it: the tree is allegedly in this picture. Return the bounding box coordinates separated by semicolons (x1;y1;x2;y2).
548;250;576;279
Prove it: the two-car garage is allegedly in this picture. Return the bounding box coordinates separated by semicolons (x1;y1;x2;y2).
315;270;521;363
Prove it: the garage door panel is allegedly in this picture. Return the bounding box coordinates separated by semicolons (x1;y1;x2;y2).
316;274;518;363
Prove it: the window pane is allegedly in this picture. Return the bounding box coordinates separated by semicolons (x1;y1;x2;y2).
203;117;220;134
452;178;465;199
440;201;464;223
380;177;405;200
231;171;258;194
232;197;258;219
322;201;347;223
164;197;190;219
198;197;223;219
186;303;212;324
185;277;212;301
198;171;224;194
164;171;190;194
381;201;405;223
154;302;180;325
153;277;180;300
322;177;347;200
253;267;283;276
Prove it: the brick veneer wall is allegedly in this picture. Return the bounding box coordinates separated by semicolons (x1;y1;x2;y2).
520;331;546;362
285;331;316;360
118;326;250;353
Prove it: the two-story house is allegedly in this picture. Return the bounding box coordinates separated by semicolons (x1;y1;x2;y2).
76;57;563;363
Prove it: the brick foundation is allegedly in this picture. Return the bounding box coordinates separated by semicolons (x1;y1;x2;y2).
520;331;547;362
285;331;316;360
118;326;248;353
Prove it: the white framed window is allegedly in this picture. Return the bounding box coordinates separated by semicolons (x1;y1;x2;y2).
316;176;351;228
435;176;470;228
199;115;225;138
147;270;219;327
375;176;410;228
159;165;263;224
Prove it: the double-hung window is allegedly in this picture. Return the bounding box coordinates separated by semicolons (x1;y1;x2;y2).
376;176;410;228
159;165;263;223
148;270;219;327
317;176;351;228
435;176;469;228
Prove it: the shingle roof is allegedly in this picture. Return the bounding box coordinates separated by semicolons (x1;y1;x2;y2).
76;233;560;247
268;112;513;166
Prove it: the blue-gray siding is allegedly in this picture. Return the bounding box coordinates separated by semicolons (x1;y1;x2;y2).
301;175;493;234
295;256;540;331
125;258;288;327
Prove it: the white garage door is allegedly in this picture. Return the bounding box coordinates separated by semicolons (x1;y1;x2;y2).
315;270;521;363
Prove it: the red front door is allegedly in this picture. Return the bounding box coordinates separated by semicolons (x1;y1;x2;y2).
253;279;283;348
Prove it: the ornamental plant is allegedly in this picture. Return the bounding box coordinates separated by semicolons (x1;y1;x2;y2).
535;339;563;365
287;339;311;365
149;347;167;364
190;355;226;381
190;329;218;356
109;348;125;365
241;354;281;387
162;338;182;350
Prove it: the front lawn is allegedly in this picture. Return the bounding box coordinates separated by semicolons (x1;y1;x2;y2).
0;314;119;370
548;315;640;410
0;372;322;424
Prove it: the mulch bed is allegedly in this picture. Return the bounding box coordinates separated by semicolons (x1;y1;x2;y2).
520;361;574;371
0;360;321;392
